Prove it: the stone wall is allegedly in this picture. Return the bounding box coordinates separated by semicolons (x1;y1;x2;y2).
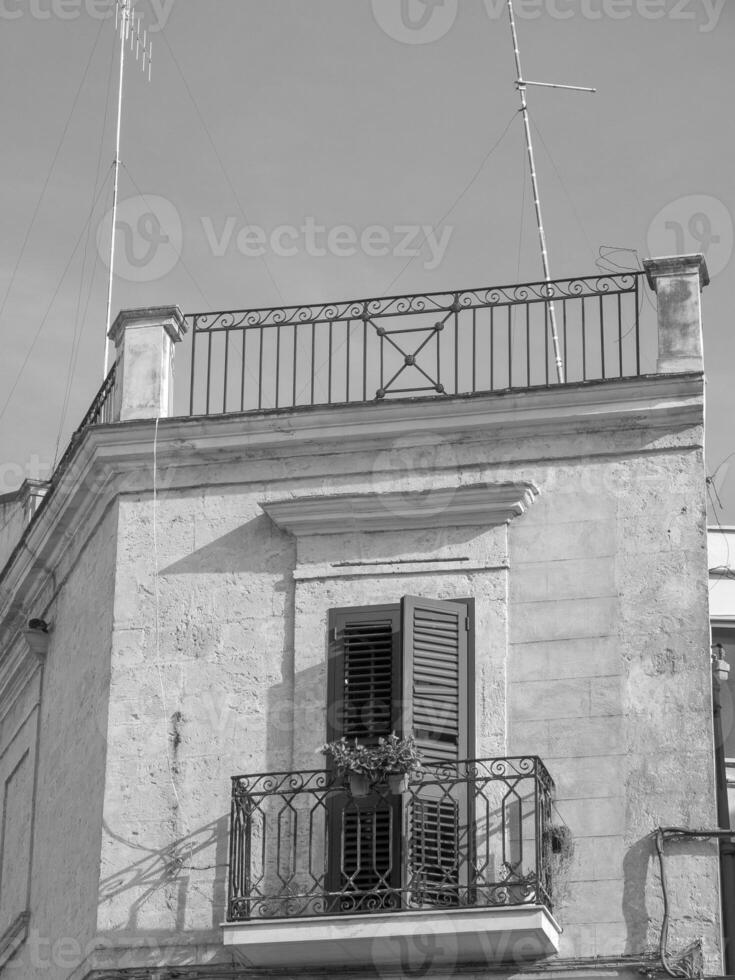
0;375;717;977
4;504;117;980
82;381;718;975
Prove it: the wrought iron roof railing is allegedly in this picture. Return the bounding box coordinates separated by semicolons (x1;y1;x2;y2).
0;364;117;584
185;273;647;417
228;756;555;921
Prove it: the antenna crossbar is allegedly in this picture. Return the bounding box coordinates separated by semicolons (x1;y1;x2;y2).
516;79;596;93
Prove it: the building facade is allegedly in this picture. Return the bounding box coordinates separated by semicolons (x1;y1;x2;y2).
0;255;723;979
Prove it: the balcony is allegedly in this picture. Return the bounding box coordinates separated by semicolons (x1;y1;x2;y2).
223;756;561;970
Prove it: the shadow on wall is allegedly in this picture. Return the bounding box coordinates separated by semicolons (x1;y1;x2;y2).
622;835;654;953
160;514;291;577
267;661;325;773
160;514;296;776
99;815;229;932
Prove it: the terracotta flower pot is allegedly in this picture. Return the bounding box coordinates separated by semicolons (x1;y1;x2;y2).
348;772;371;797
387;772;409;794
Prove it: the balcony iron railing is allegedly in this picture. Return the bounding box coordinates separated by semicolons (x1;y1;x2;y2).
185;273;646;417
228;756;554;921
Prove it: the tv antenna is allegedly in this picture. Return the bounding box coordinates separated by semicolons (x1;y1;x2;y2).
103;0;153;378
506;0;595;384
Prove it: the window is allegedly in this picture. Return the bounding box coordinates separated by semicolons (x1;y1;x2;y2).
326;596;475;910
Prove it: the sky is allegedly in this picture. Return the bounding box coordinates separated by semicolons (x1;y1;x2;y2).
1;0;734;522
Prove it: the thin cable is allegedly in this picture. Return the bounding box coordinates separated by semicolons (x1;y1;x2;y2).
289;111;522;406
511;131;527;364
157;27;284;304
708;481;732;594
381;110;521;296
529;113;598;266
0;166;115;425
121;163;273;411
53;174;109;467
711;452;735;488
54;36;118;467
0;16;107;328
596;245;643;275
516;136;527;282
120;162;213;309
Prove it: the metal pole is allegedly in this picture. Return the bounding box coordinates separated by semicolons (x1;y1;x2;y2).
506;0;565;383
104;0;127;379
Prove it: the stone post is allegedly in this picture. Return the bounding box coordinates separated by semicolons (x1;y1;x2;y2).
107;306;187;421
642;254;709;374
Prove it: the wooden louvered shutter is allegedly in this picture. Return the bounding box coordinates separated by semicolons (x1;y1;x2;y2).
409;796;460;906
326;606;402;907
327;605;401;743
401;596;473;908
400;596;470;763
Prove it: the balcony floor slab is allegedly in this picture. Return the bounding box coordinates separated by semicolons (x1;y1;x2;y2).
222;904;561;970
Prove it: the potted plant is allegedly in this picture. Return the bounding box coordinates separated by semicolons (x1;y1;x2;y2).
542;823;574;905
319;738;381;796
375;733;423;793
319;733;423;796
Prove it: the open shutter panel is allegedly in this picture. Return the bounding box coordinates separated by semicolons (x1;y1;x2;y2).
409;796;460;907
401;596;469;764
327;606;401;742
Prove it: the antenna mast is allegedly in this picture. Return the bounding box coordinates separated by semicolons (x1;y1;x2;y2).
506;0;595;384
103;0;152;378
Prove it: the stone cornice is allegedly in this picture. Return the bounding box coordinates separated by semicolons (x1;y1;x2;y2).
85;373;704;463
0;372;704;646
262;482;538;536
108;305;187;345
643;253;709;289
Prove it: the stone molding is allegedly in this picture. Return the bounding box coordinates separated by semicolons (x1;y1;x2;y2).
107;305;187;346
293;560;510;582
643;253;709;289
261;482;538;536
0;372;704;646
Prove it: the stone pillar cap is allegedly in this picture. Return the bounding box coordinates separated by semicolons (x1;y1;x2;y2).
642;254;710;290
108;305;188;345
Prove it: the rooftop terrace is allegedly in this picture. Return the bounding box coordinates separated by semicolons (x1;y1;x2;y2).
0;254;709;580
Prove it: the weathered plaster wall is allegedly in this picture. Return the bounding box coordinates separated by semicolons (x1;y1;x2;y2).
508;438;716;967
0;495;26;573
87;397;717;976
6;503;117;980
0;658;41;965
